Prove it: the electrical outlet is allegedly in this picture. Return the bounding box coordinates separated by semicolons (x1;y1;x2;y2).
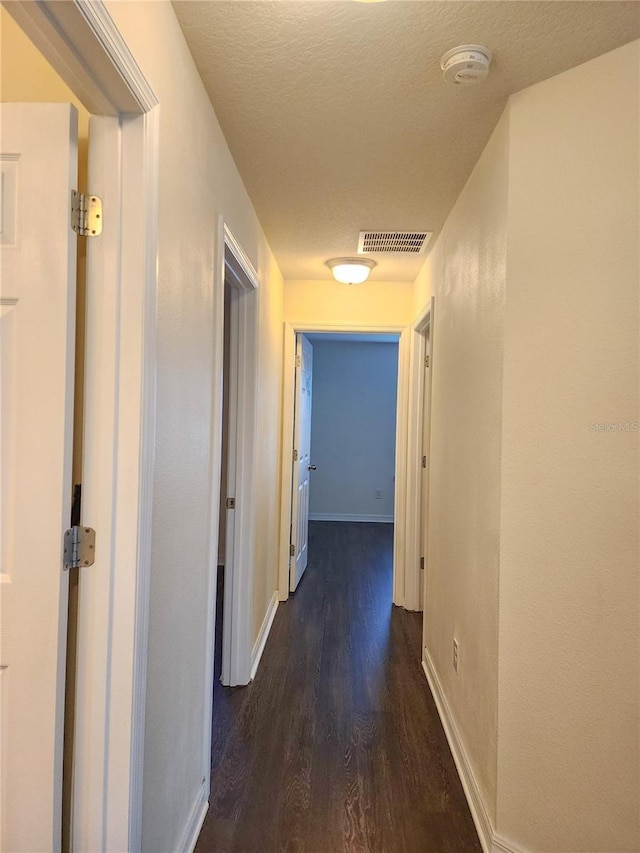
375;488;382;500
453;638;459;672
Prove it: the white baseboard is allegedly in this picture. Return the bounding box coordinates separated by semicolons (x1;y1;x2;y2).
491;835;531;853
308;512;394;523
422;652;494;853
177;778;208;853
422;653;531;853
250;591;278;680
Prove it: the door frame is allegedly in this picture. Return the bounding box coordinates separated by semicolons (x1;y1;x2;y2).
202;219;259;762
403;298;435;613
278;322;410;605
5;3;159;850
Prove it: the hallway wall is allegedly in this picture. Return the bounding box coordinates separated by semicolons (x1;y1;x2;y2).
103;3;284;851
498;40;639;853
414;39;639;853
419;108;509;825
284;278;413;327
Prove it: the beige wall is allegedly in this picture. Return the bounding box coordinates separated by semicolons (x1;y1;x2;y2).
284;278;413;327
418;109;509;824
1;7;89;181
412;250;434;319
498;41;639;852
414;40;639;853
102;3;284;850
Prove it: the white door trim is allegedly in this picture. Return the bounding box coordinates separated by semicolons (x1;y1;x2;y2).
5;3;159;850
278;322;409;605
201;219;259;811
403;299;435;612
222;225;259;688
5;0;156;115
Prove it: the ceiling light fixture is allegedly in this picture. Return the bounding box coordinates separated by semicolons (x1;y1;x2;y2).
326;257;376;285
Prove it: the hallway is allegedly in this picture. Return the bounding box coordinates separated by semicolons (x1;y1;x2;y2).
196;522;481;852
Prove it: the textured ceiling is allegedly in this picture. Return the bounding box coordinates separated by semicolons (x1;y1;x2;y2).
173;1;640;282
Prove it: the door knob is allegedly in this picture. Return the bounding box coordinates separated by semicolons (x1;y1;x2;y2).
308;464;317;471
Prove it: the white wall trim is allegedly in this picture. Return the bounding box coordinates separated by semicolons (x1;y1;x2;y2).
278;322;408;604
176;779;208;853
223;224;259;290
73;0;158;112
250;592;279;681
309;513;394;523
491;835;532;853
422;651;532;853
403;298;434;612
201;216;226;838
392;327;411;608
5;0;158;115
422;651;494;853
222;227;259;689
201;219;260;822
127;106;159;853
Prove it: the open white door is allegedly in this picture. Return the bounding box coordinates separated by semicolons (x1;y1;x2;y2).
290;334;314;592
0;103;78;852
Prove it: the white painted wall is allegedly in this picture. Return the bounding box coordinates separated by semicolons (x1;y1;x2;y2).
420;108;509;825
284;278;413;327
102;3;284;850
498;41;639;853
309;341;398;521
414;40;639;853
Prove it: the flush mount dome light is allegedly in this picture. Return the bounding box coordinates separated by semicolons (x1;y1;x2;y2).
326;257;376;285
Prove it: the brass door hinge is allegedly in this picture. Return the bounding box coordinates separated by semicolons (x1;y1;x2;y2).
71;191;102;236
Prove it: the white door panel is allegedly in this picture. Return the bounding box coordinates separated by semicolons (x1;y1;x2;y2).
290;335;313;591
0;103;77;852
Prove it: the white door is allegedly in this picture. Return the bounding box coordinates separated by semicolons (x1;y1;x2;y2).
0;103;78;852
290;335;313;592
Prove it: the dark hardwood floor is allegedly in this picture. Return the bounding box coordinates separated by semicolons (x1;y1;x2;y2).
196;521;482;853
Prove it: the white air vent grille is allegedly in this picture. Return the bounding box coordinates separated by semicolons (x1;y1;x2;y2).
358;231;432;254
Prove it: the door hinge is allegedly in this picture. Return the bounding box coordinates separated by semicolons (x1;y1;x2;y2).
226;497;235;509
422;455;427;468
295;355;301;368
63;526;96;570
420;556;425;570
290;543;295;557
293;448;298;462
71;190;103;236
425;354;430;368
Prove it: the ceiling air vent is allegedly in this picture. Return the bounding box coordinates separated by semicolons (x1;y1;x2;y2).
357;231;432;254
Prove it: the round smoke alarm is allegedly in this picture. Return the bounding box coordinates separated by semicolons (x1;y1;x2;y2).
441;44;492;85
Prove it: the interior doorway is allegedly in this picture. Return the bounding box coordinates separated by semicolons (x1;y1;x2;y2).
304;334;400;526
214;284;232;693
0;3;159;849
403;297;435;619
205;223;259;702
279;325;409;604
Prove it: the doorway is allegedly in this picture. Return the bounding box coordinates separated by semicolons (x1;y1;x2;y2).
214;284;232;694
279;324;409;604
204;221;259;714
0;4;159;849
403;298;435;619
304;335;400;526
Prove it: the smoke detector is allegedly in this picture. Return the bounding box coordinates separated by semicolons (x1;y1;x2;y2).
441;44;492;85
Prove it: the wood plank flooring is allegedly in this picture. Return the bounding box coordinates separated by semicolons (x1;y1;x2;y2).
196;522;482;853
